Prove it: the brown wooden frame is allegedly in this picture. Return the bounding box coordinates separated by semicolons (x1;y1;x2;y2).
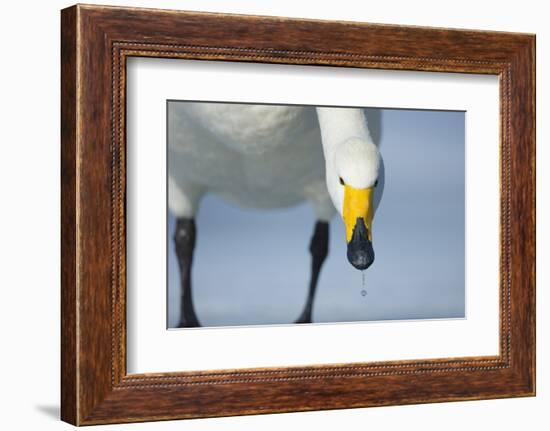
61;4;536;426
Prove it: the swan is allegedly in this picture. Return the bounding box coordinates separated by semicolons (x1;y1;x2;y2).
168;102;381;327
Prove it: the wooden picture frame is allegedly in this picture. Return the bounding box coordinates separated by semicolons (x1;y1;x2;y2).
61;4;536;425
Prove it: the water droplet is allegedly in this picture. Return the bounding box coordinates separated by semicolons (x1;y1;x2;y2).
361;289;367;297
361;271;367;296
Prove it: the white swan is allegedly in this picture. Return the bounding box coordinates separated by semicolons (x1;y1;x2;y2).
168;102;381;327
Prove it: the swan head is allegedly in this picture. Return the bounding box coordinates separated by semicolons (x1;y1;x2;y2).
329;138;380;270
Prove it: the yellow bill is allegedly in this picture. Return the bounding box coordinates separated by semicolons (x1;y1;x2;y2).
343;185;375;242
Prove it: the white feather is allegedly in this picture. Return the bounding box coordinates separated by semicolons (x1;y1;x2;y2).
168;103;380;221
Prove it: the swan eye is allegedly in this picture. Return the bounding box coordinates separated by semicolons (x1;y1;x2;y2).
339;177;345;186
374;180;379;187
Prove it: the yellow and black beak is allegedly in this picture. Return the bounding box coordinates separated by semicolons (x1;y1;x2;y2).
343;185;375;270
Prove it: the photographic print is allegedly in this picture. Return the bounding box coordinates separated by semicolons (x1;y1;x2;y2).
61;5;535;423
167;101;465;328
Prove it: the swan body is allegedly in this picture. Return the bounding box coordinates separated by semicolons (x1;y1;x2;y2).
168;102;381;327
168;103;378;222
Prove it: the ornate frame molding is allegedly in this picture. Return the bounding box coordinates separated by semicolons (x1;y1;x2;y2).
61;4;535;425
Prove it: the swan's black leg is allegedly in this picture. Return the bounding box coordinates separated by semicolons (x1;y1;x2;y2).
174;217;200;328
295;221;329;324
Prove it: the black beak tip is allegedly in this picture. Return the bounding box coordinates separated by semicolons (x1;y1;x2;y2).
347;247;375;270
347;218;375;270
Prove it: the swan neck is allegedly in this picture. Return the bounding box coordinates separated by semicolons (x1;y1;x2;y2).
316;107;373;158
